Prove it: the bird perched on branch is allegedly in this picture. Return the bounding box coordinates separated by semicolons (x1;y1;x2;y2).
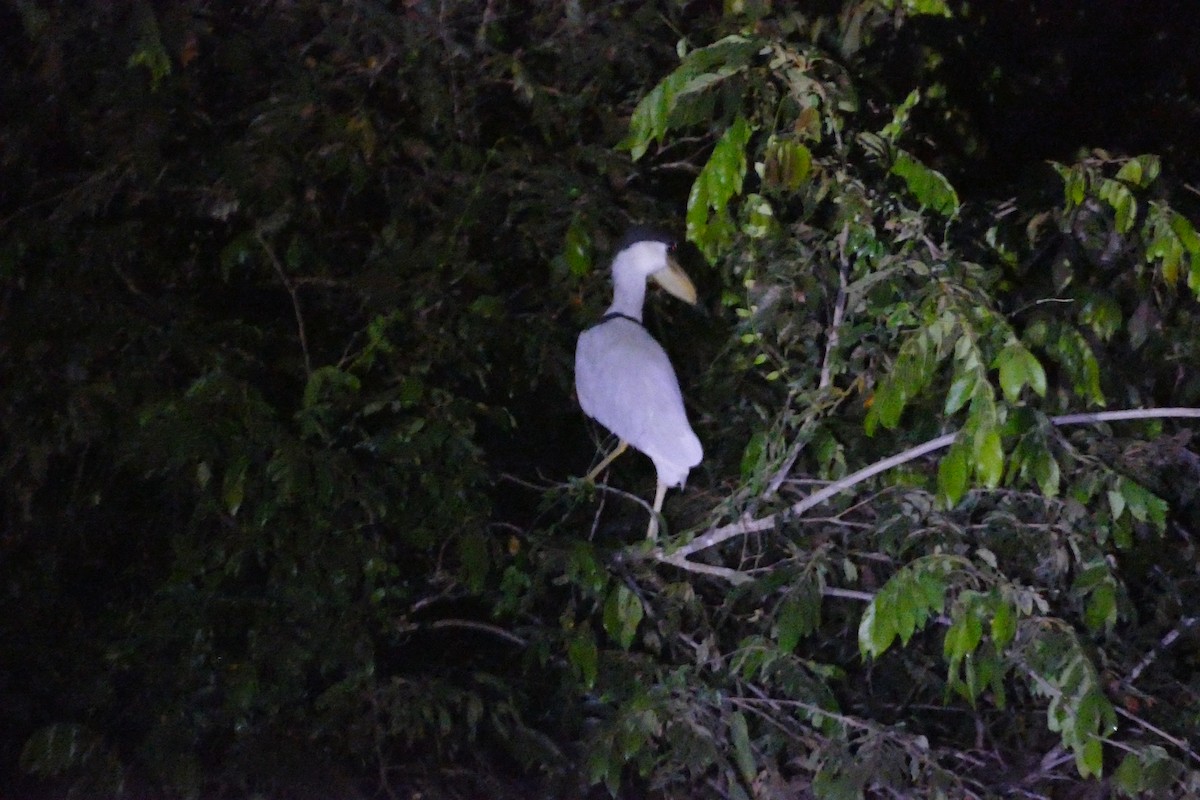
575;229;703;539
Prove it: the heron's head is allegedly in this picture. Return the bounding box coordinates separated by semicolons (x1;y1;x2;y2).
612;231;697;305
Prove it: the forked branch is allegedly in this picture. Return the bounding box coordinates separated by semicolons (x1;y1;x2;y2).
657;407;1200;576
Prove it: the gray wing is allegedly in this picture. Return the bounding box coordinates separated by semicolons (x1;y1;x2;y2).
575;320;702;485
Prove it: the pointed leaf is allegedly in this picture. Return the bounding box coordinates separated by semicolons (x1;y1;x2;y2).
730;711;756;785
938;442;969;507
603;585;644;650
944;371;976;415
567;628;599;690
688;116;753;262
891;150;959;215
991;599;1017;649
858;598;895;658
975;428;1004;488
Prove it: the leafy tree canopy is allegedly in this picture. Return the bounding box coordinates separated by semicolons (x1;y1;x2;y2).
2;1;1199;798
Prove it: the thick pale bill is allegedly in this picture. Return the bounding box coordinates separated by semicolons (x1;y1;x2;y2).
650;256;697;304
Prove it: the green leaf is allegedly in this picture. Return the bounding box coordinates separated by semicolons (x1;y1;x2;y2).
894;579;918;645
20;724;123;795
1099;178;1137;233
687;116;753;262
1079;293;1123;342
974;428;1004;488
944;371;976;415
1053;162;1087;208
938;441;969;507
860;559;947;658
1115;154;1160;188
868;380;906;432
622;35;760;160
857;597;895;657
303;365;362;409
1022;349;1047;396
776;593;818;652
1031;449;1061;497
879;89;921;143
812;769;860;800
1114;751;1144;794
1115;158;1143;186
127;7;172;92
603;585;644;650
1050;327;1105;405
458;533;490;593
916;570;948;614
1084;581;1117;632
563;217;592;278
566;542;608;595
1119;478;1168;530
990;599;1017;649
898;0;953;16
763;137;812;192
1169;210;1200;254
1077;736;1104;779
996;345;1025;403
222;455;249;517
943;610;983;662
567;628;599;690
741;193;778;240
1107;487;1126;520
21;724;105;776
729;711;756;785
891;150;960;215
740;431;767;481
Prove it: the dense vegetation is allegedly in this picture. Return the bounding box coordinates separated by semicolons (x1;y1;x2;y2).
3;1;1199;797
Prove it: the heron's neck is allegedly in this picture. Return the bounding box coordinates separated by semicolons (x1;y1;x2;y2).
605;266;647;321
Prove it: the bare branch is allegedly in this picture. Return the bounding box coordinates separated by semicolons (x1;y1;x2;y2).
762;418;814;502
821;586;875;602
663;431;957;563
1049;408;1200;425
656;407;1200;576
395;618;528;648
657;553;756;584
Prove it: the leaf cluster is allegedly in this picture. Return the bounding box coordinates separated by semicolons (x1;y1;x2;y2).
4;2;1200;799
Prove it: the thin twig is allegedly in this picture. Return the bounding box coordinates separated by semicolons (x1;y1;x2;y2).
257;232;312;375
647;160;702;174
819;224;850;391
395;618;528;648
588;472;609;541
1114;705;1200;766
1127;616;1199;684
762;418;814;502
821;586;875;602
1017;744;1072;787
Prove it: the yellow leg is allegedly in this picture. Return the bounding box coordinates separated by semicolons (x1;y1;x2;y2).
646;481;668;541
585;440;629;482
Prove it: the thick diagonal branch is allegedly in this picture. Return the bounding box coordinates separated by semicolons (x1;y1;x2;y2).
658;407;1200;572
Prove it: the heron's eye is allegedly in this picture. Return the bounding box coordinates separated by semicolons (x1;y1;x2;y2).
668;241;678;253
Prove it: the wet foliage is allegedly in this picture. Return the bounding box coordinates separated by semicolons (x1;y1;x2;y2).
2;2;1199;797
